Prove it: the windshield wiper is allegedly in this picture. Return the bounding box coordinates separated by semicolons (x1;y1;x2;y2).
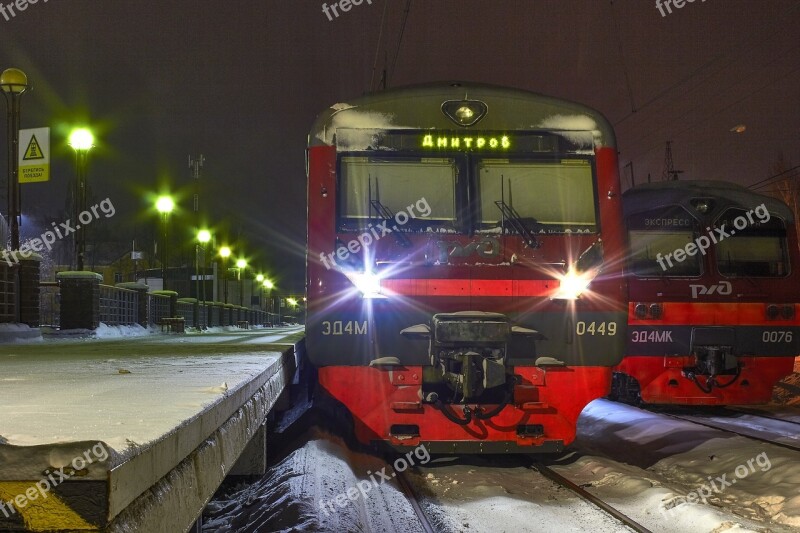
494;200;540;248
370;199;412;248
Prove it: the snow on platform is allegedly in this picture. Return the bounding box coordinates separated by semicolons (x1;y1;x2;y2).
0;327;304;532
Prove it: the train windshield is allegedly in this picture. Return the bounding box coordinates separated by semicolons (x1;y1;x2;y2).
338;156;458;231
476;159;597;234
625;206;702;277
715;209;789;277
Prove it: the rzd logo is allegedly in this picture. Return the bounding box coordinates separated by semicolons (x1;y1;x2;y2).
436;237;500;262
689;281;732;299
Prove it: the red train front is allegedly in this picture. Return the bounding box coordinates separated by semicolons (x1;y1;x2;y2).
306;83;627;453
614;181;800;405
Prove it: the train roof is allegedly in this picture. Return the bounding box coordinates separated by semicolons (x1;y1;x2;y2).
308;82;616;150
623;180;794;222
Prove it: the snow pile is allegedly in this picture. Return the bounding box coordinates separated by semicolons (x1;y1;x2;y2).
203;429;420;532
93;323;153;338
574;399;800;530
0;323;42;343
193;326;242;335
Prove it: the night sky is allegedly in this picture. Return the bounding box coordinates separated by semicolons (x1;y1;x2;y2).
1;0;798;291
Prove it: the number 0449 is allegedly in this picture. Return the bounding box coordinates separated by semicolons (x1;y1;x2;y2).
576;321;617;336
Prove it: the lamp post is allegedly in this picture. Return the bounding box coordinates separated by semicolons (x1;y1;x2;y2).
68;128;94;270
219;246;231;303
155;195;175;290
197;229;211;298
196;229;211;328
236;258;247;306
255;273;264;310
263;279;274;325
1;68;29;251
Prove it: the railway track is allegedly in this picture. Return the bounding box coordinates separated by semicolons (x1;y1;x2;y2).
527;461;653;533
724;406;800;425
653;410;800;452
395;468;437;533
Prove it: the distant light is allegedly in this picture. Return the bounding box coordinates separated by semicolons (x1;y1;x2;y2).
68;128;95;150
155;195;175;214
730;124;746;134
287;297;298;306
197;229;212;243
256;274;264;282
263;280;274;289
236;259;247;269
219;246;232;258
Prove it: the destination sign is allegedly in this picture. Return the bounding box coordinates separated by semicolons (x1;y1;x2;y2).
421;134;511;150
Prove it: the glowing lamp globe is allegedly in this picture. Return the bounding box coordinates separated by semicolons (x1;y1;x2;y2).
68;128;95;150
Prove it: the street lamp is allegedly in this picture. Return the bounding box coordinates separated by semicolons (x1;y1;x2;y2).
1;68;29;251
262;279;274;325
68;127;95;270
196;229;212;327
236;258;247;306
155;195;175;289
219;246;231;303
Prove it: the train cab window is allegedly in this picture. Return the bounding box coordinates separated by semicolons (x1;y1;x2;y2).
338;157;458;232
627;230;702;276
715;209;789;277
476;159;597;234
625;207;701;277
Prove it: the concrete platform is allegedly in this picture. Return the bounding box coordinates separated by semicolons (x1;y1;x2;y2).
0;327;304;532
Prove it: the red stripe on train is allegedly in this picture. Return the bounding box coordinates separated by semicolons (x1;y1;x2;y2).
381;278;558;297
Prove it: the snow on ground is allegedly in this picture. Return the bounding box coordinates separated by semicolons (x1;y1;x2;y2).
204;385;799;533
0;323;42;343
93;322;155;338
410;456;635;533
203;429;423;533
566;399;800;531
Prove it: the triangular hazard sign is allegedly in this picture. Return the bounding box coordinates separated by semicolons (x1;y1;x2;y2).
23;135;44;160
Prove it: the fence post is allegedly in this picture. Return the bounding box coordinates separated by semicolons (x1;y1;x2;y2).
57;271;102;330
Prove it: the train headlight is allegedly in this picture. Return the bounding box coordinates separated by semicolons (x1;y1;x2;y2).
553;268;594;300
346;271;386;299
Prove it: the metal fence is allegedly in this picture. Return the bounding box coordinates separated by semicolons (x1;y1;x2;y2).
16;280;276;330
148;293;171;325
0;265;15;323
100;285;138;326
176;300;195;327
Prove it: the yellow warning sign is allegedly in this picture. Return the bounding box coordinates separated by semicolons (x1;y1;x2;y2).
18;128;50;183
23;135;44;160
